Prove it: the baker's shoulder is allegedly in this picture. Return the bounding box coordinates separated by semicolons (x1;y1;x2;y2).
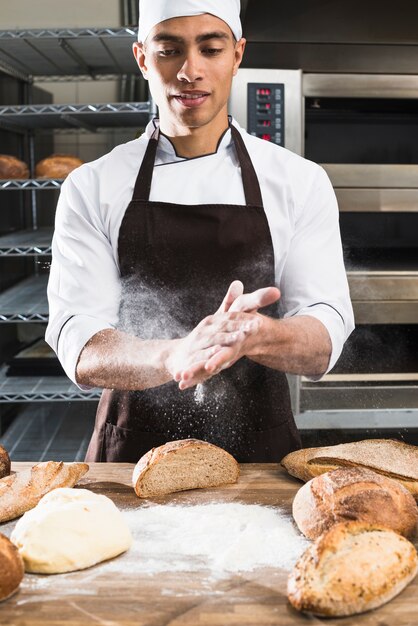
68;136;147;186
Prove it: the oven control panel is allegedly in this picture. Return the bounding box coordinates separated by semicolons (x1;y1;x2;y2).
247;83;285;146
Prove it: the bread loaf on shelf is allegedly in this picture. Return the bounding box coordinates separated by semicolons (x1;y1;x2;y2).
281;439;418;498
133;439;240;498
0;534;24;602
287;521;418;617
0;155;29;179
0;461;89;522
35;154;84;179
293;467;418;540
0;446;10;480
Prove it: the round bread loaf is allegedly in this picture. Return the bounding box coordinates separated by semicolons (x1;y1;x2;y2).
293;466;418;540
0;445;10;479
35;154;84;179
0;533;24;602
0;155;29;179
287;521;418;617
133;439;240;498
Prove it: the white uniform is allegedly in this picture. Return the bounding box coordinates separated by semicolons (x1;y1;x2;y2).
46;118;355;387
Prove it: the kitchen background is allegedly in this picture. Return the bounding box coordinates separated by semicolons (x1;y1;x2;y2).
0;0;417;460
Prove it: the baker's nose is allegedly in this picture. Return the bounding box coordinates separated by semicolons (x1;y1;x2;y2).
177;51;203;83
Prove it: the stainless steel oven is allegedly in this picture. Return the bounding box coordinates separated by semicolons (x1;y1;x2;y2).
301;74;418;414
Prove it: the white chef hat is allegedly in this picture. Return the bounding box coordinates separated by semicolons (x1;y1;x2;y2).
138;0;242;43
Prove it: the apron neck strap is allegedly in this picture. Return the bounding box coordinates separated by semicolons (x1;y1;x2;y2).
133;123;263;207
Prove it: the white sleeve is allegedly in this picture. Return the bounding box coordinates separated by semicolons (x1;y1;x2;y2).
278;165;355;378
45;168;121;388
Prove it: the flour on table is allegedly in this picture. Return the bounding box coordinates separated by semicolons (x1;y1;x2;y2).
100;502;308;578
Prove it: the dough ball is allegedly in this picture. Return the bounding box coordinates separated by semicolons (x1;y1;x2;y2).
11;488;132;573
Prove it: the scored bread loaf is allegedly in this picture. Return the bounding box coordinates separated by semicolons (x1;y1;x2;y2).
133;439;240;498
0;461;89;522
0;445;10;480
281;439;418;498
0;155;29;179
293;467;418;540
35;154;84;179
287;521;418;617
0;534;24;602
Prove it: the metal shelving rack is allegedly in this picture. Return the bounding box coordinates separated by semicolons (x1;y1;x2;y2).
0;178;63;190
0;275;48;322
0;27;139;80
0;227;53;256
0;102;150;131
0;25;150;404
0;366;101;402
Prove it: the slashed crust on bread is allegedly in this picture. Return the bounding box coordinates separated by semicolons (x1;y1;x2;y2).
133;439;239;498
0;461;89;523
288;521;418;617
293;467;418;540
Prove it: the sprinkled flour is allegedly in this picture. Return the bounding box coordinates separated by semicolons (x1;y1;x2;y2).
194;383;206;404
99;502;308;578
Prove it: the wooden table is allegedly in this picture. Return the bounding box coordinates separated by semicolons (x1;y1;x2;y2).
1;462;417;626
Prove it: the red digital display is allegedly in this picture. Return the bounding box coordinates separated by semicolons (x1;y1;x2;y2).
256;88;272;96
262;134;272;141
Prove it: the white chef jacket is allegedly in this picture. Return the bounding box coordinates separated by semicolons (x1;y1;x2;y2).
46;117;354;388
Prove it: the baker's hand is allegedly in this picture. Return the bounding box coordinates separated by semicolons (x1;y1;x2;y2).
175;281;280;389
216;280;280;315
165;312;259;390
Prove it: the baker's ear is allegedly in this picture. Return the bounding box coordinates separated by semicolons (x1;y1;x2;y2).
132;42;148;80
233;38;246;76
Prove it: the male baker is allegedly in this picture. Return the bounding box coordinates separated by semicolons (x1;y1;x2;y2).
46;0;354;463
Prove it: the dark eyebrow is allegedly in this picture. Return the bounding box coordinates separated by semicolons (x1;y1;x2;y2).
196;31;230;43
152;31;230;44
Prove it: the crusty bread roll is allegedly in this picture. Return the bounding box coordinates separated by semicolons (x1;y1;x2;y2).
0;155;29;179
0;445;10;480
0;534;24;602
281;439;418;499
293;467;418;540
0;461;89;522
35;154;84;179
287;521;418;617
133;439;240;498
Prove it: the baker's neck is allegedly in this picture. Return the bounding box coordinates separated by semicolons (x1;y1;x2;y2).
159;114;230;159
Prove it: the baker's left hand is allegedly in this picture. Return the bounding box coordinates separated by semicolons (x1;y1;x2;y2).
176;281;280;389
175;311;261;389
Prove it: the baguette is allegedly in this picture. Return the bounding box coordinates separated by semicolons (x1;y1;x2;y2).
0;461;89;523
281;439;418;498
293;467;418;540
0;534;24;602
133;439;239;498
287;521;418;617
0;446;10;479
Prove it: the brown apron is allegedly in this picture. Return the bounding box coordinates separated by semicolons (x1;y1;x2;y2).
85;124;301;463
